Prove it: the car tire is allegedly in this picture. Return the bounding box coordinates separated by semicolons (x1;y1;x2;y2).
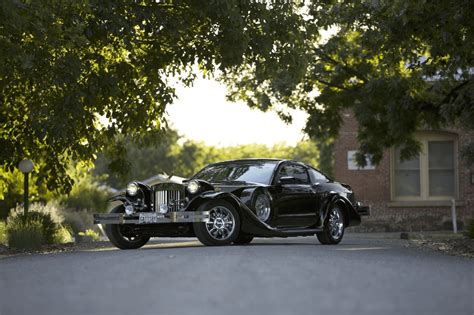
104;205;150;250
233;234;254;245
193;200;240;246
317;205;345;245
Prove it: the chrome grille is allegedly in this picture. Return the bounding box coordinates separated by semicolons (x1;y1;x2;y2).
154;189;183;212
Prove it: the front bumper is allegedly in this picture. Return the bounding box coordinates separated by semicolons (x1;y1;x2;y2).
94;211;210;225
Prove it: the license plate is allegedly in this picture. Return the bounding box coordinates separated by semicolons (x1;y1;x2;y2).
138;213;164;224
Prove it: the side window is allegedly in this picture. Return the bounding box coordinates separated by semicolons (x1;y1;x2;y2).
277;164;309;184
277;165;290;180
309;168;328;184
291;165;310;184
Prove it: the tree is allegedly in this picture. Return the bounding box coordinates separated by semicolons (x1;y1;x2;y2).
224;0;474;165
0;0;309;193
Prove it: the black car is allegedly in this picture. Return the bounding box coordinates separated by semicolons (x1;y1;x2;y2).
94;158;369;249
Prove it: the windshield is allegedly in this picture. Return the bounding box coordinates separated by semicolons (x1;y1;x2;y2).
192;161;278;185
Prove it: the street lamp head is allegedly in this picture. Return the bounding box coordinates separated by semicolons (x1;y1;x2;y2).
19;159;34;173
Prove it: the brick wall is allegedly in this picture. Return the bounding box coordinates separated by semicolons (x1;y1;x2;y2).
335;111;474;232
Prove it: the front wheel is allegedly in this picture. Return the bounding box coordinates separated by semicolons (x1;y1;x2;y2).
317;206;345;245
193;200;240;246
104;205;150;249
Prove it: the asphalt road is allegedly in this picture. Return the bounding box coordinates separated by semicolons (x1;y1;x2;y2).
0;234;473;315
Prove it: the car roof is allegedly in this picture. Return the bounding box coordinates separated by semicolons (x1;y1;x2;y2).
208;158;286;165
206;158;316;169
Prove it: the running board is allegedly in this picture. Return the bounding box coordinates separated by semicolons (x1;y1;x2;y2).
261;228;323;237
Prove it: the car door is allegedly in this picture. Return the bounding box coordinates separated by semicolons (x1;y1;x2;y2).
307;167;331;226
273;163;317;227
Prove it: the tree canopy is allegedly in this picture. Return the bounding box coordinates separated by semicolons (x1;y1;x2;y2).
0;0;308;193
225;0;474;165
1;0;473;195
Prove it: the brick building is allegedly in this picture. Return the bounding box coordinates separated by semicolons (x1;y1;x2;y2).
335;111;474;231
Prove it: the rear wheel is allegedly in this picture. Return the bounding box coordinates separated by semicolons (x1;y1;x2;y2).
104;205;150;249
193;200;240;246
317;206;345;245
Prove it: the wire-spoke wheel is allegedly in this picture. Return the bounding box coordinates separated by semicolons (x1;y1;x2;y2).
317;206;345;245
194;200;240;246
105;205;150;249
205;206;236;240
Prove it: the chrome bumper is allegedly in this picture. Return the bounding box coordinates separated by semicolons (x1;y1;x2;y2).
94;211;210;225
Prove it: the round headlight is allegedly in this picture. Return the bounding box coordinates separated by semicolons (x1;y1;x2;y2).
187;180;200;194
126;182;139;196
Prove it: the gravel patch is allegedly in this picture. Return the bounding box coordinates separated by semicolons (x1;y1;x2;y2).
410;237;474;258
0;241;113;258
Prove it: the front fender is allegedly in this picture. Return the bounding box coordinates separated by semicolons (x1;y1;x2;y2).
186;191;284;236
320;193;361;228
109;194;130;203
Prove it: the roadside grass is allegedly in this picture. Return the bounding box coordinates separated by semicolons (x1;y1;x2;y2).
78;229;100;242
7;218;44;250
0;221;6;245
6;205;74;250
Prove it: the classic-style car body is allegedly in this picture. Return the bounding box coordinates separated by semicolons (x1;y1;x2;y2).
94;158;369;248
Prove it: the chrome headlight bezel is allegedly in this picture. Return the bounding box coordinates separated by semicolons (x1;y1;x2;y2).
187;180;200;194
126;182;139;196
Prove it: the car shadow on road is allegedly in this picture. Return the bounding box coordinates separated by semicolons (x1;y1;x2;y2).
139;239;370;251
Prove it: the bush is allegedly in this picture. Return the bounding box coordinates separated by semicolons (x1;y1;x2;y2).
466;219;474;239
0;221;6;245
78;229;100;242
8;209;58;244
7;219;44;250
10;202;64;225
53;224;73;244
61;209;95;235
60;181;109;213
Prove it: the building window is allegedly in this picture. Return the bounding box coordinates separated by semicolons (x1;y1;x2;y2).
392;132;457;201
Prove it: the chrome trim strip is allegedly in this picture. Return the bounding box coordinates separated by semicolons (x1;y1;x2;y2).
94;211;210;225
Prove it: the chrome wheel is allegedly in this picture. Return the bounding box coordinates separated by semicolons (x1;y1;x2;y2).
255;194;271;221
328;207;344;240
205;206;236;241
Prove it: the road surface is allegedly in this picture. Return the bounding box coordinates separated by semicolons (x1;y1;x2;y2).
0;234;473;315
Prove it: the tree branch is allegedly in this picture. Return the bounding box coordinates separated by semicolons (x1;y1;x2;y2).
314;48;368;83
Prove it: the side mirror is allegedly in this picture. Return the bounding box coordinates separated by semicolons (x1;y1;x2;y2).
279;176;295;185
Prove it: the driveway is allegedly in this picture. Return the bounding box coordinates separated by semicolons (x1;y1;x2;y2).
0;234;472;315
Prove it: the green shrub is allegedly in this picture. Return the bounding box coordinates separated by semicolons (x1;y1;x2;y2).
8;210;58;244
78;229;100;241
0;221;6;245
10;202;64;225
466;219;474;239
60;181;109;213
61;209;95;235
53;224;73;244
7;219;44;250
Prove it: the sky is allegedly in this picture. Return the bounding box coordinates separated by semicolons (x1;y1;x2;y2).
166;79;308;147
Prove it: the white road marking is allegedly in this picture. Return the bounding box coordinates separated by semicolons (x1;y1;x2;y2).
335;247;388;251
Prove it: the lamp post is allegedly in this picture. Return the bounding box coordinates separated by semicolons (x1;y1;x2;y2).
18;159;34;217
